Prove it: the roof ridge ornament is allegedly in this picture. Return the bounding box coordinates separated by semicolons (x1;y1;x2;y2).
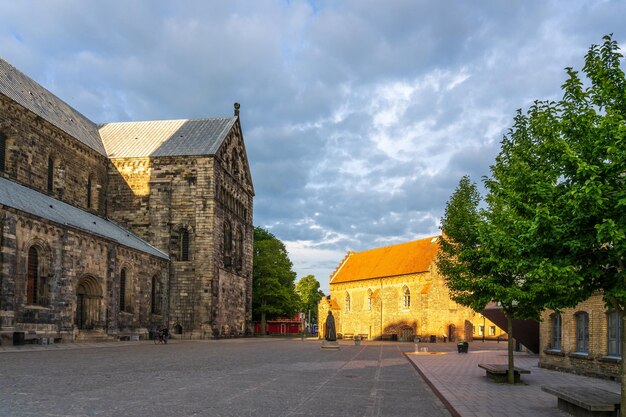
234;102;240;116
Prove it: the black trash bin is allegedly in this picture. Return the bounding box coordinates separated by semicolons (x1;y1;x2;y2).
457;341;469;353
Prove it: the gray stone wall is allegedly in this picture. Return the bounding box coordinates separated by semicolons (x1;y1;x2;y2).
0;94;108;215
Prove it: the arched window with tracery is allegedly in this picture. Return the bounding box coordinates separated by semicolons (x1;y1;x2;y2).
151;276;162;315
345;292;351;313
402;286;411;308
27;246;48;305
367;289;373;311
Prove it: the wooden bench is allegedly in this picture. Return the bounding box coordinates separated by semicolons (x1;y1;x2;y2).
542;386;620;417
477;363;530;383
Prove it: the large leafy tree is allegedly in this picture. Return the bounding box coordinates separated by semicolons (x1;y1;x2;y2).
439;35;626;392
295;275;325;325
252;227;299;334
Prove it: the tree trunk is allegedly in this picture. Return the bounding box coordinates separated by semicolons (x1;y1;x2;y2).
619;308;626;417
507;313;515;384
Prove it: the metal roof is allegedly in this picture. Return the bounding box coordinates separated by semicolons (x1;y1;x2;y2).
0;58;106;155
99;118;237;158
0;177;168;260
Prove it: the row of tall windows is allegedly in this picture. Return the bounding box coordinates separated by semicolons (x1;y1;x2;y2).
551;311;618;356
345;287;411;313
118;268;162;315
223;221;244;270
0;131;98;209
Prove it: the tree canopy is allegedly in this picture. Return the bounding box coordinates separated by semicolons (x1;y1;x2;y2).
438;35;626;387
295;274;325;323
252;227;299;328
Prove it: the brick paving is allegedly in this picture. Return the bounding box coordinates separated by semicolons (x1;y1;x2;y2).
405;341;620;417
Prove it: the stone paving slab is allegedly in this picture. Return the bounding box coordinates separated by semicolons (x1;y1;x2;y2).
404;342;620;417
0;338;452;417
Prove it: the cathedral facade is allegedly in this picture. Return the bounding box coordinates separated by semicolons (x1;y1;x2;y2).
0;57;253;344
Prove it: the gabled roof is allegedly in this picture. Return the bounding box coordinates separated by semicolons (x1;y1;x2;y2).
0;58;106;155
0;177;168;260
329;236;440;284
99;118;238;158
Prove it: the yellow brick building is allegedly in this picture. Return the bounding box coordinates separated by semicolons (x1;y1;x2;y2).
318;236;503;342
540;294;620;379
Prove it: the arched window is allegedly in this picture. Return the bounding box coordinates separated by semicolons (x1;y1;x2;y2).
0;131;6;172
47;156;54;193
575;312;589;353
345;292;350;313
607;311;621;357
367;289;373;311
151;276;162;315
87;175;97;209
27;246;47;305
180;228;190;261
224;222;232;267
550;313;562;351
119;269;130;313
402;286;411;308
237;227;244;270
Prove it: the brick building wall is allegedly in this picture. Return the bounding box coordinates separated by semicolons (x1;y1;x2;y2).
540;294;620;379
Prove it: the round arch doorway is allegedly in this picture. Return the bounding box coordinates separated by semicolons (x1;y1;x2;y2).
76;276;102;330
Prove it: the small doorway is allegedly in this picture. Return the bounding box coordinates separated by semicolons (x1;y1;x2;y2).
76;276;102;330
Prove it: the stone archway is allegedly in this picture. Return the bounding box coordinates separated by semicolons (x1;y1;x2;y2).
76;276;102;330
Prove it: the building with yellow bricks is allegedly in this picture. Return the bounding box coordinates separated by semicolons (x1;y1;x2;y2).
318;235;505;342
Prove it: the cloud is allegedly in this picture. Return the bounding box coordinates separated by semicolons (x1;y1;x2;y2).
0;0;623;292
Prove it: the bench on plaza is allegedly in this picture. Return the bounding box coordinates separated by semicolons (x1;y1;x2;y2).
542;385;620;417
343;333;354;340
358;334;368;340
477;363;530;383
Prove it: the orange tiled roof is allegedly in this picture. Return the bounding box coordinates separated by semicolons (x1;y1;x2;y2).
330;236;440;284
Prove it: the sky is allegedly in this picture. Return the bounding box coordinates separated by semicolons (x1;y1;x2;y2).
1;1;624;293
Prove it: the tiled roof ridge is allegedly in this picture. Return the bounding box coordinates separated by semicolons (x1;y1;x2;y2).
358;235;440;255
98;116;234;127
0;57;106;155
329;250;354;283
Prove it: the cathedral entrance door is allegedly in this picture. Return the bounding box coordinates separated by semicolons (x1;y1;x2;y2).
76;276;102;330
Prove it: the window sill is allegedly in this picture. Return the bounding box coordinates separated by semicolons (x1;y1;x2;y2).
569;352;591;360
600;356;621;363
24;305;51;311
544;349;565;357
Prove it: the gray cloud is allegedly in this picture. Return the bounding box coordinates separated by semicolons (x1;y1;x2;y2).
0;0;623;292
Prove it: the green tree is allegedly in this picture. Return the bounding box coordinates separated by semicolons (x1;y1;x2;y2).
252;227;299;334
295;275;325;325
440;35;626;392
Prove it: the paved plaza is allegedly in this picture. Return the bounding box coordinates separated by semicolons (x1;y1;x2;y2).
0;338;451;417
1;338;622;417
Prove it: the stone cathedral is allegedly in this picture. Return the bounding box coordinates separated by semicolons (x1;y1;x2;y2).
0;57;254;345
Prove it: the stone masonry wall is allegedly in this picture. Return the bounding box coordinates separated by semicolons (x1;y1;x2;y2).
0;207;168;343
321;268;480;342
0;95;108;215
